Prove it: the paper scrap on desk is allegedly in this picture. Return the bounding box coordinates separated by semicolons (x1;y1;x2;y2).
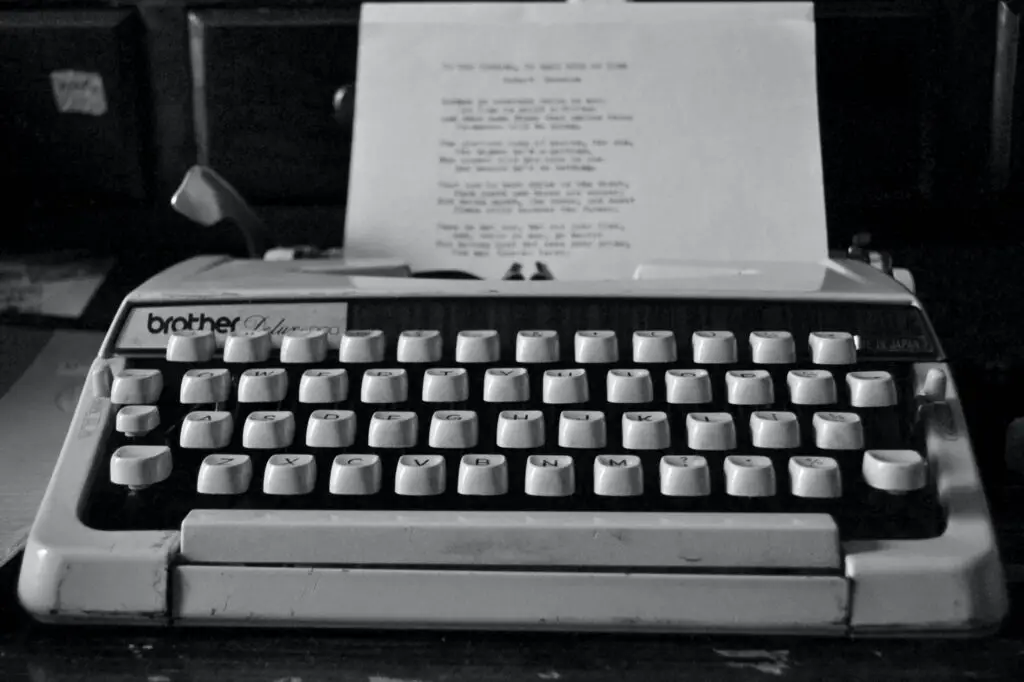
0;253;112;319
344;2;828;280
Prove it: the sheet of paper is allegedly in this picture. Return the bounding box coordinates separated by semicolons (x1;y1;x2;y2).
344;2;828;280
0;328;104;567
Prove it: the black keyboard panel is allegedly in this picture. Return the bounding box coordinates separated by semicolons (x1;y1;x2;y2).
81;354;945;542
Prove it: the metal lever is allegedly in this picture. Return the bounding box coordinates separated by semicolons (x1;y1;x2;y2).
171;165;272;258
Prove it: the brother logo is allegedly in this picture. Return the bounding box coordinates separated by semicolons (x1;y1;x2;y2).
147;312;241;334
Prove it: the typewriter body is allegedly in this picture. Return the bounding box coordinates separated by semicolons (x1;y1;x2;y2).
16;254;1008;635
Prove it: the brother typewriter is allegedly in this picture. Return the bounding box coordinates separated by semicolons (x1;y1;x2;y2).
15;254;1009;635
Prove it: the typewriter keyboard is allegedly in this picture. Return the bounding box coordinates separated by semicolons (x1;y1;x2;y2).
84;309;944;544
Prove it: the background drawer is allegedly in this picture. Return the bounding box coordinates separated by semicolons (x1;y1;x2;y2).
189;8;360;206
0;10;150;206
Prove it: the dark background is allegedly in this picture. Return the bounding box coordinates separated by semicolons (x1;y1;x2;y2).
3;0;1024;675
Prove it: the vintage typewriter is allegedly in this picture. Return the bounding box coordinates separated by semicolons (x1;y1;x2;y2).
15;252;1009;635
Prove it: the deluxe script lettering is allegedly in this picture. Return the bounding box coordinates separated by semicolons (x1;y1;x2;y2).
145;312;342;337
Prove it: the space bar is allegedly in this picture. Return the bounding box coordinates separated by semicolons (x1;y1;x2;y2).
180;510;841;569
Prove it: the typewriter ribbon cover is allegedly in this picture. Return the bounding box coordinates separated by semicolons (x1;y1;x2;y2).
345;2;829;280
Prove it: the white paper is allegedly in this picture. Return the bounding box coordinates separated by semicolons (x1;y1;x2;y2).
345;2;828;280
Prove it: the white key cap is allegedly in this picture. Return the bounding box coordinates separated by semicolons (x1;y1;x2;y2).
789;456;842;498
263;454;317;495
787;369;837;405
633;330;676;363
660;455;711;496
686;413;736;450
750;331;796;364
367;411;418;448
242;411;295;449
496;410;545;448
237;368;287;403
223;330;271;363
110;369;163;405
166;330;216;363
180;411;234;449
847;371;898;407
809;331;857;365
813;412;864;450
665;369;713;404
692;331;737;364
456;330;500;363
543;369;589;404
110;445;172;489
197;454;253;495
525;455;575;496
862;449;927;492
180;368;231;404
607;369;654;403
516;330;559;363
594;454;643;496
575;330;618;363
299;368;349;404
397;329;443;363
306;410;357;448
483;368;530;403
725;455;776;497
395;454;446;495
750;411;800;449
726;369;774;405
558;410;607;449
458;454;509;495
361;368;409;403
330;454;381;494
622;411;670;450
339;329;385;363
280;329;329;363
422;368;469;402
429;410;479;448
116;405;160;437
